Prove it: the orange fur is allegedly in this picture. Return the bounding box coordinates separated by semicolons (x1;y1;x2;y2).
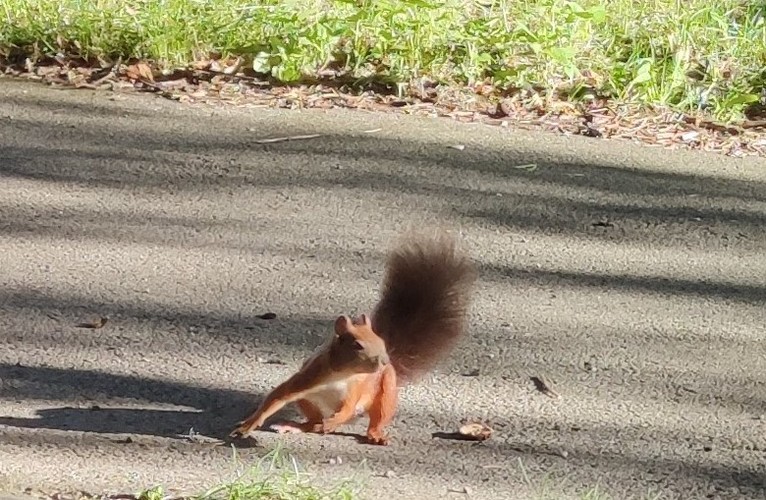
230;231;475;445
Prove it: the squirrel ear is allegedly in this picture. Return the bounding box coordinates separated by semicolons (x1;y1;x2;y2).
334;315;351;336
358;313;371;327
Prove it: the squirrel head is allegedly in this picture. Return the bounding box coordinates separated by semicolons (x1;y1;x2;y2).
328;314;389;374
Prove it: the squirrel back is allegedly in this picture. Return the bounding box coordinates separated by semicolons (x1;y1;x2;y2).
371;230;477;384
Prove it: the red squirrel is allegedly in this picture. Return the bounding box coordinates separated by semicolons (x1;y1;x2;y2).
230;231;477;445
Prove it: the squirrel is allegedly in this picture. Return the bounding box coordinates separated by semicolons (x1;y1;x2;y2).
229;230;477;445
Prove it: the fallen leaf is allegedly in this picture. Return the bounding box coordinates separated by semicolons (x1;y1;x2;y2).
222;57;244;75
458;422;493;441
192;59;212;70
124;62;154;82
257;312;277;320
432;422;493;441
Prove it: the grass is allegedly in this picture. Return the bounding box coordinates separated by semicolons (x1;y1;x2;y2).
133;445;360;500
1;0;765;121
127;448;653;500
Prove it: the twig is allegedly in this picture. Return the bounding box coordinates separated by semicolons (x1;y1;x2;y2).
254;134;323;144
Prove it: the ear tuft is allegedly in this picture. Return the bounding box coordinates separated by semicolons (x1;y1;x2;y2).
358;313;371;327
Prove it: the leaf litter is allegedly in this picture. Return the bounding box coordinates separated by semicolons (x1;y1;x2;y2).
2;55;765;158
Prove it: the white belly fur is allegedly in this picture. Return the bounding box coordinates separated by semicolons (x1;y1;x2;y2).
302;374;370;418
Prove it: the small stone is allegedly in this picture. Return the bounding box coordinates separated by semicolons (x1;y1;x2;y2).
383;470;396;478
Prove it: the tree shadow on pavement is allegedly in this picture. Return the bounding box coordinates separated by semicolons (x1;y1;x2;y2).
0;286;330;349
0;363;264;440
2;110;766;253
1;87;765;498
0;362;367;445
479;261;766;306
2;360;762;499
3;108;766;203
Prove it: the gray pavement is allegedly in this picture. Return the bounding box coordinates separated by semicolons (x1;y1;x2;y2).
0;78;765;500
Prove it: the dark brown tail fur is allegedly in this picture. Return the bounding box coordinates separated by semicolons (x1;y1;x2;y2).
371;230;477;384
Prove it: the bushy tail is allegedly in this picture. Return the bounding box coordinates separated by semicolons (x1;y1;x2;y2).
371;230;477;384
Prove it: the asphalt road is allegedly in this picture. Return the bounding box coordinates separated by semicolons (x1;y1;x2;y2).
0;78;765;500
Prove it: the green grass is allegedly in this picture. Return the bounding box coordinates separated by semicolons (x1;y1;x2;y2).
1;0;765;122
128;448;653;500
134;446;359;500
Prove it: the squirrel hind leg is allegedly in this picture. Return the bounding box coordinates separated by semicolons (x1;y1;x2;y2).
296;398;325;422
365;364;398;446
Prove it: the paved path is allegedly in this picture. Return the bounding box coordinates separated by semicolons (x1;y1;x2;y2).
0;78;765;500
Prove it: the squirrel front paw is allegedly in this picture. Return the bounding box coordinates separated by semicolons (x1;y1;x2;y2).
229;425;252;438
229;417;264;438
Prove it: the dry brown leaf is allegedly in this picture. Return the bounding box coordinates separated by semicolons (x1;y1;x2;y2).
124;62;154;82
458;422;493;441
192;59;212;70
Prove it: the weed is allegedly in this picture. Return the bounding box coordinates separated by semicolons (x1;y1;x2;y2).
135;445;359;500
1;0;764;121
